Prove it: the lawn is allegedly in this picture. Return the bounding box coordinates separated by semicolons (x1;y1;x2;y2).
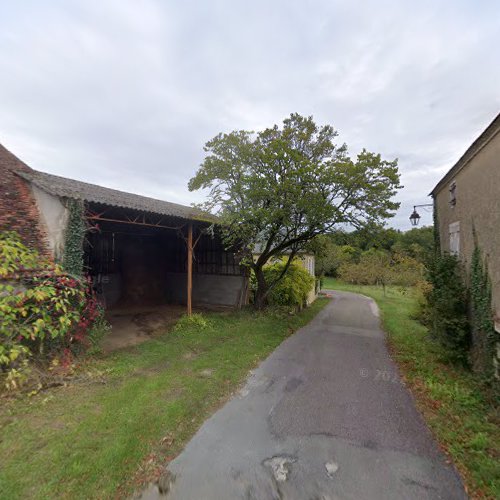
0;299;328;499
323;278;500;499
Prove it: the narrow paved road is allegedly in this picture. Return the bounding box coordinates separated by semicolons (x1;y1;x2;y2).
143;291;466;500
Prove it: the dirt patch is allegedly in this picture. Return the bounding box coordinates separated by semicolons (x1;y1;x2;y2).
102;305;185;352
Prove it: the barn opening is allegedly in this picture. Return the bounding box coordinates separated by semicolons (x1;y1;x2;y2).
82;203;246;351
7;164;248;350
84;203;247;310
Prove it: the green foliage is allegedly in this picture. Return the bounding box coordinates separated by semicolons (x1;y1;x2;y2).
189;113;402;307
322;225;433;264
433;199;440;254
0;232;103;390
470;245;498;379
329;225;401;252
86;309;111;355
414;279;433;326
62;199;85;276
256;261;314;309
309;235;356;277
426;253;470;364
391;226;434;264
338;248;424;290
0;231;43;278
174;313;212;331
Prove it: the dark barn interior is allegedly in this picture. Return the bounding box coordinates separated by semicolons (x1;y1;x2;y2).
84;203;246;310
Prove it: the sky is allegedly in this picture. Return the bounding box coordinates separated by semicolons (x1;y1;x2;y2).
1;0;499;229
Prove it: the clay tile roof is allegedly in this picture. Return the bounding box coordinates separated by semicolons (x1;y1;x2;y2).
17;169;215;223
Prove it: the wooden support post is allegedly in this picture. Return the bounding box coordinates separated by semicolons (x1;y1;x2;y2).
187;223;193;316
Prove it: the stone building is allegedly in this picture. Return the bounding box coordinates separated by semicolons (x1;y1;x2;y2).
431;112;500;375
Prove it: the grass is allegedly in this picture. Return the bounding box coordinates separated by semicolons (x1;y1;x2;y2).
323;278;500;499
0;299;328;499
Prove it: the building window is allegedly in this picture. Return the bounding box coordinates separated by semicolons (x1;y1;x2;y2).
449;221;460;256
449;181;457;207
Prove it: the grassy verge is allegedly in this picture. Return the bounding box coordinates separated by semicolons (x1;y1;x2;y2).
323;278;499;499
0;299;328;499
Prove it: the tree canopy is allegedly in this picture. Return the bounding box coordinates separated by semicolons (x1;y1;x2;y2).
189;113;402;307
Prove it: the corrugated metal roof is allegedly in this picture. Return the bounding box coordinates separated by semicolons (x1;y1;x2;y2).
17;169;215;222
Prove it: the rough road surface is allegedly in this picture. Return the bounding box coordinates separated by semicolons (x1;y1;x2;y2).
140;291;466;500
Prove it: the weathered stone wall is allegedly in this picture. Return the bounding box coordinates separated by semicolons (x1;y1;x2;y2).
434;129;500;329
434;128;500;377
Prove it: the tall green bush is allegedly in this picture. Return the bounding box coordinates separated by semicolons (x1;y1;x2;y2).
426;253;470;364
252;261;314;309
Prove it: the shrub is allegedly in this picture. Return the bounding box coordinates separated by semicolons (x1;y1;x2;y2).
174;313;212;331
426;253;470;364
81;302;109;355
413;279;433;325
0;232;104;389
262;261;314;309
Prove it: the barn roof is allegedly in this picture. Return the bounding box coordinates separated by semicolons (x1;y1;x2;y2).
17;169;214;222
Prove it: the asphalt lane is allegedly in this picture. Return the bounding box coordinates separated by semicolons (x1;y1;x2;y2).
141;291;466;500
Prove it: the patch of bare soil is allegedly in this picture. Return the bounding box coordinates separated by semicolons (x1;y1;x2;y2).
102;305;185;352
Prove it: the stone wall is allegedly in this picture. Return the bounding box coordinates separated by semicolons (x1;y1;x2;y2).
434;129;500;327
434;126;500;377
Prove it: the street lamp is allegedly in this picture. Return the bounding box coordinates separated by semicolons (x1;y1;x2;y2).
409;204;433;226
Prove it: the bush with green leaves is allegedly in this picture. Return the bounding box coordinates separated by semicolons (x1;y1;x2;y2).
174;313;212;332
253;260;314;309
0;232;104;389
426;253;470;364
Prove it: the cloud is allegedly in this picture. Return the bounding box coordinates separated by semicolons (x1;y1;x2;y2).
0;0;499;228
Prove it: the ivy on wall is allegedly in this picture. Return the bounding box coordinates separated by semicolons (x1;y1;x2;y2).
432;198;440;255
470;244;498;380
62;199;86;276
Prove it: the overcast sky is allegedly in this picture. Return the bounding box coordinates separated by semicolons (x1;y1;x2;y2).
1;0;499;229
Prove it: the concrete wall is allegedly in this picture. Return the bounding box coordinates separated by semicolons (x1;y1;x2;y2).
30;185;68;261
299;254;317;305
434;129;500;335
165;272;246;307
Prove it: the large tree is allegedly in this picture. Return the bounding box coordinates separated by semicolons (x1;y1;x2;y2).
189;113;402;308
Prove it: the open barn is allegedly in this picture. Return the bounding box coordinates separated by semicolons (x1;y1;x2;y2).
0;145;247;349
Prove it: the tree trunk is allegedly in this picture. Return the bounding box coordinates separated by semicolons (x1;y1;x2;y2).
254;266;269;310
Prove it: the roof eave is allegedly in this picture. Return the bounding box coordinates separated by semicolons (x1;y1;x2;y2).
431;111;500;196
